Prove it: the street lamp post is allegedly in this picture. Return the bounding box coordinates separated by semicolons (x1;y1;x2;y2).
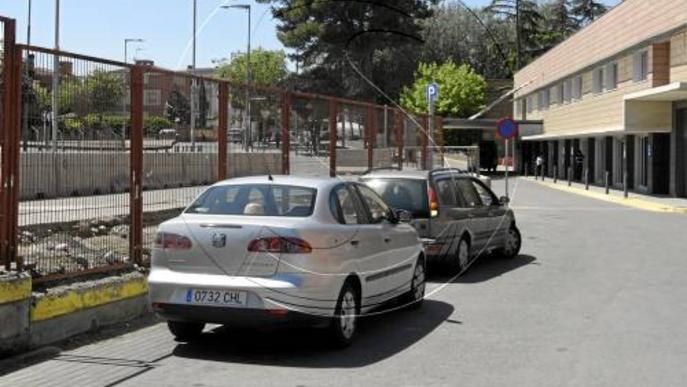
124;38;144;147
222;4;251;152
190;0;197;151
51;0;60;152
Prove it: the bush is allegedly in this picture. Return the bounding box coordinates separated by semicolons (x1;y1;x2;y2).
144;116;174;136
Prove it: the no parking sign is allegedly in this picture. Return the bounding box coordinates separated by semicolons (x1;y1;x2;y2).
497;118;519;139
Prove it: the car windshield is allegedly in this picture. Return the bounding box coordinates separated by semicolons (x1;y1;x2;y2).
185;184;316;217
361;178;429;218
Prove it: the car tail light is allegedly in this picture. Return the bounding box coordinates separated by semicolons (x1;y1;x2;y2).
247;237;312;254
428;187;439;218
155;232;193;250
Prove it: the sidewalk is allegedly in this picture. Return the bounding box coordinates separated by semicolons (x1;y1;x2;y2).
524;176;687;214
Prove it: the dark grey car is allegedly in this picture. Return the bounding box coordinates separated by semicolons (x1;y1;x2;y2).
360;168;521;272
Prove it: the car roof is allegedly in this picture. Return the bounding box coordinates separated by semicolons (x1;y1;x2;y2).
213;175;343;190
360;169;429;180
360;168;472;181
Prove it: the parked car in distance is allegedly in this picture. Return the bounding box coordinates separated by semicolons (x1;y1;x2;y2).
158;128;177;139
228;128;243;143
149;176;425;347
360;168;521;273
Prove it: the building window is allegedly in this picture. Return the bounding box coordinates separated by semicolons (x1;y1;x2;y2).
572;76;583;100
605;62;618;90
144;89;162;106
556;83;564;104
636;135;649;187
538;89;550;110
633;50;649;82
563;79;572;103
594;138;605;184
592;67;604;94
612;138;624;186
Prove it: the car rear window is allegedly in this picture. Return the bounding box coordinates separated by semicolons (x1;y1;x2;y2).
185;184;316;217
361;178;429;218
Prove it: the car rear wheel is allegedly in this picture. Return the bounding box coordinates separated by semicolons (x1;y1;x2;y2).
330;282;359;348
167;321;205;342
502;225;522;259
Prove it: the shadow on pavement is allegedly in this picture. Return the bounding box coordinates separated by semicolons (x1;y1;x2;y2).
428;254;537;284
172;299;453;368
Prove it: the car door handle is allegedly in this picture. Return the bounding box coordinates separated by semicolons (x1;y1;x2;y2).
350;240;360;246
384;237;391;243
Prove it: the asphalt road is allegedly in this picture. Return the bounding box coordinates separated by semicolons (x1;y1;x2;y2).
3;177;687;387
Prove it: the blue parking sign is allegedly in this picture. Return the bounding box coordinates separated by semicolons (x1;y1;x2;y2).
426;83;439;103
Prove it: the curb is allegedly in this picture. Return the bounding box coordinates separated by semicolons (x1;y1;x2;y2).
0;271;150;357
31;273;148;322
527;178;687;214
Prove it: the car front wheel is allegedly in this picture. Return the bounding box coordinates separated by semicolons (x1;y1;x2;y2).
450;236;471;274
502;225;522;259
167;321;205;342
404;256;426;309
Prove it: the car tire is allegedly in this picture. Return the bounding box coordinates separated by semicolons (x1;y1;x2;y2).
501;225;522;259
329;281;360;348
404;256;426;310
167;321;205;342
450;236;471;274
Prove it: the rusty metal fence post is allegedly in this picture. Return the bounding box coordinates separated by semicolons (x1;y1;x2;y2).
1;18;21;270
329;99;338;177
421;115;428;170
218;82;228;180
281;92;291;175
394;109;403;171
367;106;375;170
129;65;144;266
435;116;445;167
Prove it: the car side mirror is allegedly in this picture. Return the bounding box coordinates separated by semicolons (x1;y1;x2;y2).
392;209;412;224
499;196;510;206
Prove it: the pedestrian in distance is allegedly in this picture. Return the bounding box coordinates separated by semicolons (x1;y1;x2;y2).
574;149;584;181
535;154;544;178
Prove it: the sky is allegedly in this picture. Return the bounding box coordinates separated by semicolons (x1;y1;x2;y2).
0;0;620;71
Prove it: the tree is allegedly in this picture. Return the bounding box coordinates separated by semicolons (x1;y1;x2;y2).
215;48;287;87
486;0;544;69
84;70;125;117
535;0;577;53
164;86;191;125
258;0;438;100
420;4;513;79
570;0;608;26
197;80;209;128
400;61;486;118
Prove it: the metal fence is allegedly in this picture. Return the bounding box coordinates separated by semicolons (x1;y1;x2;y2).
0;16;439;285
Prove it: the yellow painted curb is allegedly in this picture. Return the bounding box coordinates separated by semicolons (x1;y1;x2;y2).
0;275;32;305
529;179;687;214
30;276;148;322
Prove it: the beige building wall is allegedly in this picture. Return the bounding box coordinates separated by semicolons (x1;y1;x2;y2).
519;45;662;135
671;30;687;81
514;0;687;98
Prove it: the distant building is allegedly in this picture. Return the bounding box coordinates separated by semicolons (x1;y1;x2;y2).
514;0;687;197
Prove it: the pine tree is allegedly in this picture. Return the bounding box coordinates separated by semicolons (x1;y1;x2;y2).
570;0;608;26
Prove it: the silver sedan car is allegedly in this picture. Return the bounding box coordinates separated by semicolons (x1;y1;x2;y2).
149;176;425;347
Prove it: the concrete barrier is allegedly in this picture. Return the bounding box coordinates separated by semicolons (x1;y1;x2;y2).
19;152;281;200
0;271;150;357
0;273;32;355
336;148;394;168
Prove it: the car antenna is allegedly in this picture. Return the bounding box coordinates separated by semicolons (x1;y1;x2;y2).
268;173;274;182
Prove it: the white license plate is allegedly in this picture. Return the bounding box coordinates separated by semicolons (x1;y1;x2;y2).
185;289;247;306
